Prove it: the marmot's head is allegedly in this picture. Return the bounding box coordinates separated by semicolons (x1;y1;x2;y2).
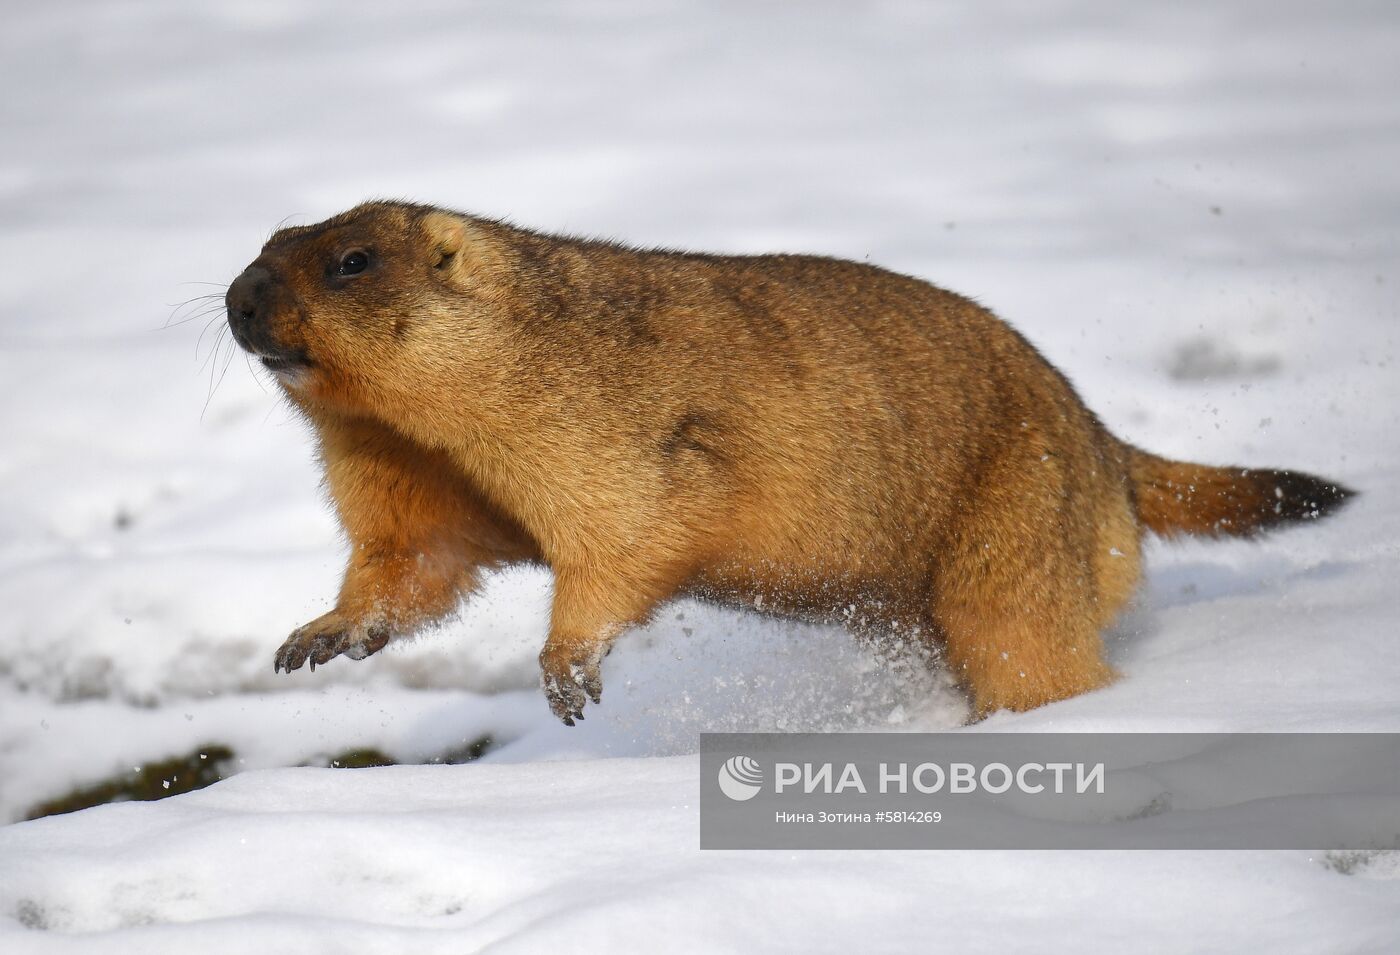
225;201;502;402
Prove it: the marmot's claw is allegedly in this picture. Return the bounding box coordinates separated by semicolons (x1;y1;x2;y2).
539;642;604;725
582;671;603;706
274;633;314;674
274;615;390;675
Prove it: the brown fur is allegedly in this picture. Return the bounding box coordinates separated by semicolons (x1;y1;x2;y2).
224;201;1355;722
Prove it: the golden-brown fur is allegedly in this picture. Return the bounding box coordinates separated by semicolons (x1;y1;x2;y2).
224;201;1354;722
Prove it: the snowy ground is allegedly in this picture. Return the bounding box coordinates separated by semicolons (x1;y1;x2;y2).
2;0;1399;951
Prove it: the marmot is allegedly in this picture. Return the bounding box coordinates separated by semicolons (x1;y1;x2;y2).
224;201;1353;723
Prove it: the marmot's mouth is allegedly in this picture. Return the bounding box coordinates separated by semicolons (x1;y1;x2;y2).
259;352;311;373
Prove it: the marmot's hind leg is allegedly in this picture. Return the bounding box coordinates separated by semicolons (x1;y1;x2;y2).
928;462;1121;717
1088;493;1144;631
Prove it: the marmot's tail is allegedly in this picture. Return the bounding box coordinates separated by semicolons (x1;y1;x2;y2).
1124;445;1355;538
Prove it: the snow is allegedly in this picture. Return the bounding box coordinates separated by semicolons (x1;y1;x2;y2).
2;0;1399;951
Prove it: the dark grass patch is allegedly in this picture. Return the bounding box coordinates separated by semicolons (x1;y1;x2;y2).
317;735;495;769
25;745;236;820
24;735;498;820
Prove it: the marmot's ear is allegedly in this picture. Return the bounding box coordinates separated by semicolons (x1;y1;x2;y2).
420;211;469;276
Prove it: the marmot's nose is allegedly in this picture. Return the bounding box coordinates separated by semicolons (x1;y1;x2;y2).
226;266;271;337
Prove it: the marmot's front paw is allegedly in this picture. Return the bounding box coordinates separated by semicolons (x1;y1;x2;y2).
274;612;390;673
539;640;604;726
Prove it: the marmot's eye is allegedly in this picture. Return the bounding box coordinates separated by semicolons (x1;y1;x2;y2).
337;250;369;276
